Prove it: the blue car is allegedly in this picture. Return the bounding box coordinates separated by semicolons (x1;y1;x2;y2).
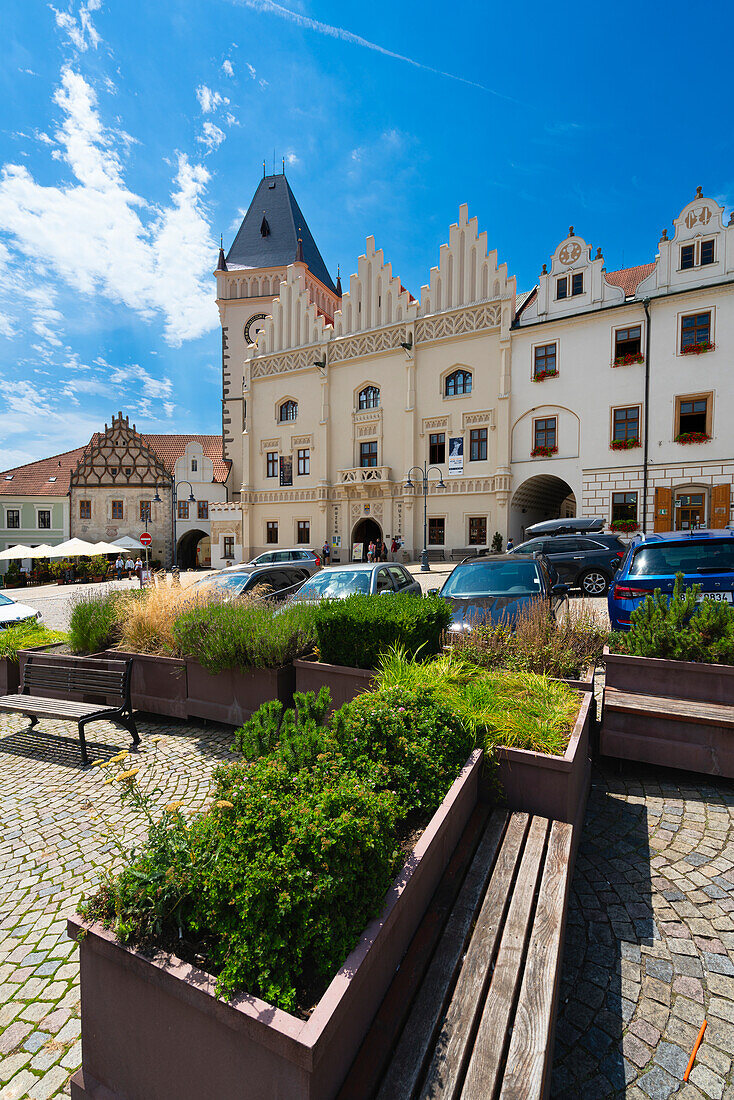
437;553;569;633
608;529;734;631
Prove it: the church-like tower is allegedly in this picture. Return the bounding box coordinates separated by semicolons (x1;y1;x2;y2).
215;171;339;484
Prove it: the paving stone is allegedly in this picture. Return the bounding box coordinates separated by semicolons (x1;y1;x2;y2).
654;1040;689;1079
637;1064;679;1099
690;1062;726;1099
630;1018;661;1046
0;1021;32;1055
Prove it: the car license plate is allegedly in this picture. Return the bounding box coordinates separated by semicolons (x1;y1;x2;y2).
696;591;733;603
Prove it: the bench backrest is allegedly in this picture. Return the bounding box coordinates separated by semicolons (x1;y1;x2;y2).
21;653;131;705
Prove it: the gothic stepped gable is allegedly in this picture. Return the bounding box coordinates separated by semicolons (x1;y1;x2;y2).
419;204;516;315
70;414;172;488
256;267;331;356
333;236;418;336
226;172;337;295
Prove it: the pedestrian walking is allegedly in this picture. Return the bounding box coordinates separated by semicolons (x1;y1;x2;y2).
322;540;330;566
380;540;388;562
391;537;399;561
124;556;135;580
115;555;124;580
134;557;144;586
506;537;515;551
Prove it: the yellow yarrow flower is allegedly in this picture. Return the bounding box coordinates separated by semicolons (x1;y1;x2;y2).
114;768;140;782
98;761;112;769
215;800;234;809
165;801;184;812
108;751;129;764
92;759;105;768
103;776;116;785
150;737;164;744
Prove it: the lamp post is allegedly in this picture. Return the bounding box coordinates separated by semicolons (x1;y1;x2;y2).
153;480;196;571
405;462;446;572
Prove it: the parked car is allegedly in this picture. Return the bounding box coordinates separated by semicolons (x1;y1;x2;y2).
291;562;421;601
222;548;321;574
0;592;42;629
192;562;314;603
508;518;626;597
608;528;734;631
436;553;569;633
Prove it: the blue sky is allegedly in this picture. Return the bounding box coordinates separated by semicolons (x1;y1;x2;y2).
1;0;731;467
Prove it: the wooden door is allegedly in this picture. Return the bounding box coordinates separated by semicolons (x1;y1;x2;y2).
654;487;672;532
711;483;731;529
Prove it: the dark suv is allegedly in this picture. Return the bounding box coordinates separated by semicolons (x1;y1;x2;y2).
510;519;626;597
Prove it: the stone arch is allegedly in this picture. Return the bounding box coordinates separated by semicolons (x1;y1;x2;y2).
510;475;577;543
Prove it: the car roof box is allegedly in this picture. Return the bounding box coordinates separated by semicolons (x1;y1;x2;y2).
526;516;605;536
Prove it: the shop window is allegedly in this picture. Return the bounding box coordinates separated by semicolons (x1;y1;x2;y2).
445;370;472;396
360;441;378;468
428;518;445;545
429;433;446;464
469;517;487;545
80;500;91;519
612;492;637;523
297;521;310;545
266;521;278;544
469;428;487;461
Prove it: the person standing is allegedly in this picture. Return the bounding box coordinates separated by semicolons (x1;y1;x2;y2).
115;555;124;580
124;556;135;580
322;540;330;566
391;537;399;561
380;540;388;562
134;556;144;586
367;540;375;563
506;537;515;551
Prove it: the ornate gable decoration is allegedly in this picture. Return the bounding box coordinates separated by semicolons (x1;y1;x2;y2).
254;266;331;357
637;188;734;296
333;237;418;338
419;204;516;316
70;413;171;488
520;227;624;322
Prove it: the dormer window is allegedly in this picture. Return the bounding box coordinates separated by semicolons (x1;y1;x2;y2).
556;276;568;300
681;244;695;270
191;458;198;472
680;240;715;270
571;272;583;296
701;239;715;265
279;400;298;422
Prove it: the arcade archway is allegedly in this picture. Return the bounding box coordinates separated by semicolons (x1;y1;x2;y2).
351;518;382;561
510;475;576;543
176;529;211;570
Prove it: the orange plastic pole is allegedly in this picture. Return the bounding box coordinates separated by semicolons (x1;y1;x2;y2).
683;1019;707;1082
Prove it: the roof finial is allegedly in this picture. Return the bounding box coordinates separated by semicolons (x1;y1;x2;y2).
296;227;304;262
568;226;575;237
660;228;668;241
595;246;602;259
263;159;266;178
216;235;228;271
282;155;285;174
695;185;703;198
541;263;547;275
335;264;342;297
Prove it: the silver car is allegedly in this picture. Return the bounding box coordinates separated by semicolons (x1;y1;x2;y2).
223;548;321;575
291;562;422;600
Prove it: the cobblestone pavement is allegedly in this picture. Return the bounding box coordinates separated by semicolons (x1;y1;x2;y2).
553;762;734;1099
0;712;233;1098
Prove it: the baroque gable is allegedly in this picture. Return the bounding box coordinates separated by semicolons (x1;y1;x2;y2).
520;229;625;322
637;188;734;296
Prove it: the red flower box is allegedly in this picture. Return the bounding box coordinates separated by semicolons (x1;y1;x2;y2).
530;445;558;458
681;342;714;356
612;353;644;367
610;519;639;533
610;438;641;451
675;431;711;445
532;369;559;382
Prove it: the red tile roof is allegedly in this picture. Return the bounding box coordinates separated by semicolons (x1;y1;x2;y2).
605;263;655;297
0;434;228;496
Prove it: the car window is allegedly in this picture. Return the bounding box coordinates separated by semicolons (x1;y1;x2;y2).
629;540;734;577
544;538;580;553
441;561;542;597
388;565;409;589
255;553;273;564
295;570;371;599
576;539;604;550
0;594;14;607
516;538;545;554
376;568;394;593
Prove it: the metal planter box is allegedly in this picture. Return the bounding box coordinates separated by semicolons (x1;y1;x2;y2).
185;660;295;724
293;659;375;711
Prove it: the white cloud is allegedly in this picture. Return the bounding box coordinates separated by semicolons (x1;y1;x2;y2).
195;85;229;114
19;68;38;76
225;112;238;127
0;67;218;345
285;151;299;166
51;1;102;52
197;121;225;154
222;60;234;77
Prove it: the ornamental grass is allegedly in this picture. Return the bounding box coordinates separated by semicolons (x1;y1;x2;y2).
0;622;68;662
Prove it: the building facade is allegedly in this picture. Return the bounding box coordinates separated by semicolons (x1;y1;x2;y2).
0;449;77;568
212;180;734;565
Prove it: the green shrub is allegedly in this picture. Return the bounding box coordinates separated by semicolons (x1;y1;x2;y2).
69;592;121;654
0;622;67;662
313;593;451;669
612;572;734;664
450;597;609;679
172;601;317;671
83;751;402;1011
491;531;503;553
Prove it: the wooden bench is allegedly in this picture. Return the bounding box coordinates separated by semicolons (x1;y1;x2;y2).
451;547;482;561
339;808;573;1100
425;549;446;563
0;653;140;765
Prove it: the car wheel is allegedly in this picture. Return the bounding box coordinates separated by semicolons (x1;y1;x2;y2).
580;570;609;597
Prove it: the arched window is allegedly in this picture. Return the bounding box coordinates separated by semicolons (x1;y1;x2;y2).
445;369;472;397
279;400;298;422
358;385;380;410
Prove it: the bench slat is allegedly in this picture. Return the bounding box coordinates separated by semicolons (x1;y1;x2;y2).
0;696;111;719
375;809;509;1100
605;688;734;728
499;820;573;1100
460;815;549;1098
418;812;530;1100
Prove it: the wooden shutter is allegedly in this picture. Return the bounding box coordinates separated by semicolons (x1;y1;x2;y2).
710;483;731;529
654;486;672;532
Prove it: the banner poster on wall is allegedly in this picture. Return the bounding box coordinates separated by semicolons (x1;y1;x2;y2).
279;455;293;486
352;542;364;561
448;437;464;475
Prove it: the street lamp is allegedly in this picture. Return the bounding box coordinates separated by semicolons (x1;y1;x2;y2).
151;479;196;570
405;462;446;572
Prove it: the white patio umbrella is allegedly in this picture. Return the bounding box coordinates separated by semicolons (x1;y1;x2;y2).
45;538;99;558
90;541;123;554
111;536;145;551
0;545;34;560
26;544;56;558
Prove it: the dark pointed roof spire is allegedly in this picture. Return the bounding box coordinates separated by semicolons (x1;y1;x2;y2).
216;234;228;272
335;264;342;297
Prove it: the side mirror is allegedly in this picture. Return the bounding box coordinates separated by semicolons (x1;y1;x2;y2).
426;588;440;596
552;583;570;596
